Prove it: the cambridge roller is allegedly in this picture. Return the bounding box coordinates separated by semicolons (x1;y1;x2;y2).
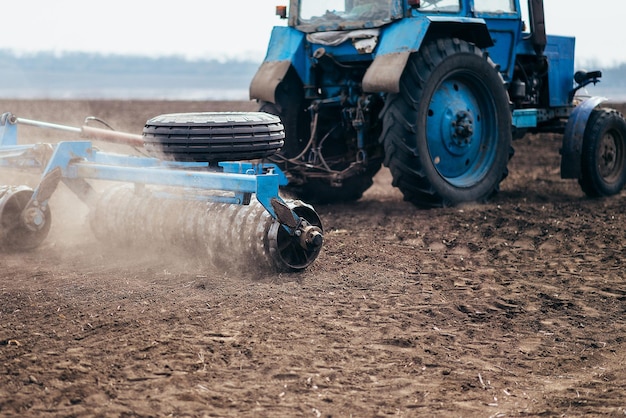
0;111;324;272
90;185;322;271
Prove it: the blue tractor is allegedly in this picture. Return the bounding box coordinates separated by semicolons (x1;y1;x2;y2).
250;0;626;207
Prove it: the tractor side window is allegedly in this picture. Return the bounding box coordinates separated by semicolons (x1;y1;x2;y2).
519;0;530;31
299;0;393;23
418;0;461;12
300;0;346;20
473;0;516;13
348;0;392;20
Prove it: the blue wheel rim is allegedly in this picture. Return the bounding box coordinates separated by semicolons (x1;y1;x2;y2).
426;73;498;188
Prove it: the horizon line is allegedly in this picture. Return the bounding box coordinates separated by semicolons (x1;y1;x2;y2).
1;48;625;69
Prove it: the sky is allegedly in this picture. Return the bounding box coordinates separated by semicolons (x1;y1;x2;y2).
0;0;624;67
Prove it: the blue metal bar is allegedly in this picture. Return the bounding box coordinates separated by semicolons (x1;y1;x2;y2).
71;163;269;194
220;161;289;186
37;141;284;220
92;150;208;169
0;114;18;147
512;109;538;128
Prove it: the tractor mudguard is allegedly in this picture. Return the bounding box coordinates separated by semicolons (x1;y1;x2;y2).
362;18;430;93
362;16;492;93
561;96;607;179
249;26;307;104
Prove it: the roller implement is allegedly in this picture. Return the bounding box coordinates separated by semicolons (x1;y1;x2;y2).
0;112;324;272
251;0;626;206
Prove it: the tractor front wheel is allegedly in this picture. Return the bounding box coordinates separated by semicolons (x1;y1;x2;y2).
579;108;626;197
381;38;512;207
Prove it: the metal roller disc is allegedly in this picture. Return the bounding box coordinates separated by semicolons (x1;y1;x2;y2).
0;185;52;251
268;200;323;271
89;185;323;272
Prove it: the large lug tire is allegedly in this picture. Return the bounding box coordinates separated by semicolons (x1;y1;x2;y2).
380;38;513;207
260;74;383;204
143;112;284;163
578;108;626;197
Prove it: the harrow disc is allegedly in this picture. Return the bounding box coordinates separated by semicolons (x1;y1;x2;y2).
0;186;51;251
142;112;285;163
268;200;323;271
89;185;323;273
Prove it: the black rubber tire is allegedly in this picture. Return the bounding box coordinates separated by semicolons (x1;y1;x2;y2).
578;108;626;197
260;74;383;204
142;112;284;163
380;38;513;207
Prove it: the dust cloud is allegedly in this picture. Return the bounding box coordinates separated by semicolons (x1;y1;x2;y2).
43;181;275;277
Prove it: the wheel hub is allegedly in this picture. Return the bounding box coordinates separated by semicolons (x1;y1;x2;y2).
598;132;617;177
427;76;496;184
451;110;474;146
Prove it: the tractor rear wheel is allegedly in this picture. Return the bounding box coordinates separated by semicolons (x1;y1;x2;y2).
380;38;512;207
578;108;626;197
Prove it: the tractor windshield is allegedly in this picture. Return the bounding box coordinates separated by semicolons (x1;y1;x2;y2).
298;0;398;32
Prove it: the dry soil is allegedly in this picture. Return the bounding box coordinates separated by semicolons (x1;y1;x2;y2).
1;99;626;417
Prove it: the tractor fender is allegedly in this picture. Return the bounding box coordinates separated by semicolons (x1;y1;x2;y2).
362;16;493;93
249;26;307;103
560;96;608;179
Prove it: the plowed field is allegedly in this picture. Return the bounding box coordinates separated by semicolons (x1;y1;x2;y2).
1;99;625;417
